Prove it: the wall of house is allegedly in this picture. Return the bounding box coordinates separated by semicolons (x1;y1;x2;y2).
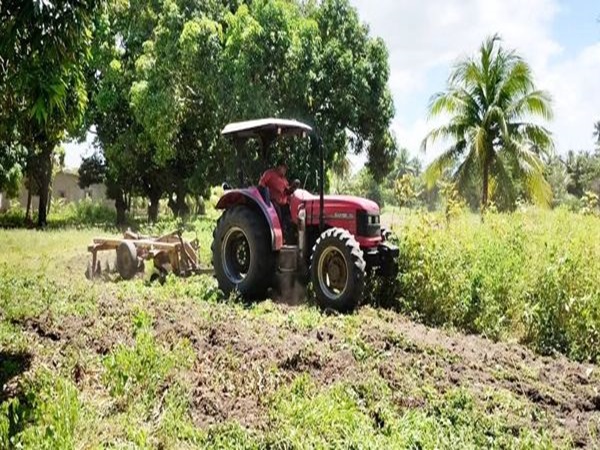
0;172;114;212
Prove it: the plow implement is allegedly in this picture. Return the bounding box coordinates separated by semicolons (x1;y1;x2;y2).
86;229;212;282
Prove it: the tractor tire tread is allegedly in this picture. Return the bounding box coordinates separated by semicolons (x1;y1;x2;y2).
212;205;274;300
310;227;366;313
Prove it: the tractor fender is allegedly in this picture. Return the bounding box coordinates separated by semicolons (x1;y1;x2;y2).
216;188;284;250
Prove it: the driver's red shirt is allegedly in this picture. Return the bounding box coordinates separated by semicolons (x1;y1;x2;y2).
259;169;289;205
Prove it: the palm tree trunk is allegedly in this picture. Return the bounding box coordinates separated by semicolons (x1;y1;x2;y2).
481;153;490;212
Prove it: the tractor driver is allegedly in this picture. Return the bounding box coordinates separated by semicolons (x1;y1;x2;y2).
259;159;299;242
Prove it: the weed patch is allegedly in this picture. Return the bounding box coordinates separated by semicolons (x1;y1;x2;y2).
103;311;195;407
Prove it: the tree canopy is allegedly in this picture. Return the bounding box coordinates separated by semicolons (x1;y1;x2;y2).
0;0;98;225
83;0;396;223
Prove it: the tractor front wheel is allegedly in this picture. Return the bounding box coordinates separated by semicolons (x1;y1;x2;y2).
212;206;275;299
310;228;366;313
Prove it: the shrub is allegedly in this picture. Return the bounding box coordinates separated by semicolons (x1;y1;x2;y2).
0;199;117;228
52;199;116;227
394;208;600;362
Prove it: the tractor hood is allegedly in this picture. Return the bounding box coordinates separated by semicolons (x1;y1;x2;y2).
292;190;380;215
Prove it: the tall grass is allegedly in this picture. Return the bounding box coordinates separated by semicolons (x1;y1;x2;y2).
394;207;600;362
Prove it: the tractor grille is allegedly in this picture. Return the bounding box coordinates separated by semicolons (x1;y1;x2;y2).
356;210;380;237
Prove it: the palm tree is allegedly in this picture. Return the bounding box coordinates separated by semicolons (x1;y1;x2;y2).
593;121;600;149
422;35;554;210
391;147;422;178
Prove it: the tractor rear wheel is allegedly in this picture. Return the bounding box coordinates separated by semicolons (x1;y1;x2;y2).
310;228;366;313
212;205;275;299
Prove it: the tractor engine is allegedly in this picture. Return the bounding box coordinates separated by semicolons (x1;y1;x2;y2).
290;190;399;277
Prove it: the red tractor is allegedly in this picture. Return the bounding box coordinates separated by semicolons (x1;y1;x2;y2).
212;118;398;312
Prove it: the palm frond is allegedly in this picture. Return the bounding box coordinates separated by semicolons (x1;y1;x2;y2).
485;105;508;139
420;122;466;152
489;153;517;206
428;90;467;118
508;90;553;121
423;141;466;188
453;147;478;194
513;123;554;155
495;60;533;104
474;125;487;160
511;142;552;206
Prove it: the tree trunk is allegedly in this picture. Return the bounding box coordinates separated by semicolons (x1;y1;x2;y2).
195;195;205;215
481;146;492;213
115;193;127;228
36;150;53;228
481;164;489;212
168;184;190;218
47;184;53;216
168;194;177;217
175;186;189;218
25;188;32;221
148;193;161;223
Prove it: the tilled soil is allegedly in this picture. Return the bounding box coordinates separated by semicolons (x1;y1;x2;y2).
148;301;600;447
6;292;600;448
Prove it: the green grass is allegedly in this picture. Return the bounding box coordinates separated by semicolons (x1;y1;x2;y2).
1;207;599;448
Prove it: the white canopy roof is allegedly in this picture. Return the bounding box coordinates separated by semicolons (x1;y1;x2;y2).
221;118;312;139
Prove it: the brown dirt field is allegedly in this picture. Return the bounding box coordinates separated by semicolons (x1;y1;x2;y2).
199;312;599;446
10;291;599;447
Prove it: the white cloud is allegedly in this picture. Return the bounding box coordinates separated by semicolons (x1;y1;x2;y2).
351;0;599;162
540;42;600;152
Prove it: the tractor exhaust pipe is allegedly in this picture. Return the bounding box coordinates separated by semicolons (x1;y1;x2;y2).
314;135;325;232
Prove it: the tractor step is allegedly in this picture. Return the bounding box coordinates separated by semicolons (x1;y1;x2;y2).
278;245;299;272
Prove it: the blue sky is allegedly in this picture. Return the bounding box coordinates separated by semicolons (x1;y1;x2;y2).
64;0;600;168
553;1;599;55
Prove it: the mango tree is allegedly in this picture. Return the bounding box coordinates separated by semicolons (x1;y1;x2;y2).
0;0;97;226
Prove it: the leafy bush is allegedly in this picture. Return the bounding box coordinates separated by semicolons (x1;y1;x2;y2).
394;208;600;362
0;199;117;228
0;207;29;228
50;198;117;227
